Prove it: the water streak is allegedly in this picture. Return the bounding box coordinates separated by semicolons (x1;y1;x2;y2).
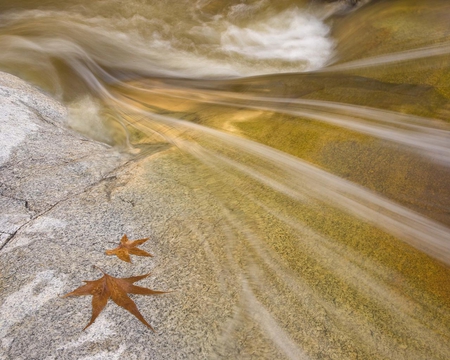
1;0;450;358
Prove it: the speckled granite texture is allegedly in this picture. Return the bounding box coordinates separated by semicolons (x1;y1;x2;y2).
0;73;239;360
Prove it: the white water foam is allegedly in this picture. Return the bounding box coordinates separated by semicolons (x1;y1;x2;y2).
0;6;334;81
221;8;334;71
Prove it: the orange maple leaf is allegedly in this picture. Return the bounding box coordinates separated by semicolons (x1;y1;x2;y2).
105;234;153;263
63;267;167;331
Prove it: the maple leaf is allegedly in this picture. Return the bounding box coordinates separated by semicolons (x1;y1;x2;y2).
105;234;153;263
63;267;167;331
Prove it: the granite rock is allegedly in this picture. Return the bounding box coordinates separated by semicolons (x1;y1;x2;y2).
0;72;128;248
0;73;239;359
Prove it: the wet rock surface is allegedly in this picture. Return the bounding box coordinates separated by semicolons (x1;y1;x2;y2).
0;73;238;360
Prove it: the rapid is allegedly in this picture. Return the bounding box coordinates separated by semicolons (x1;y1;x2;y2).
1;0;450;358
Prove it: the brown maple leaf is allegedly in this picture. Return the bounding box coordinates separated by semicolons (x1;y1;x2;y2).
105;234;153;263
63;267;167;331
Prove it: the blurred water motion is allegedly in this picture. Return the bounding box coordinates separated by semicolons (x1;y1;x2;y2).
1;0;450;358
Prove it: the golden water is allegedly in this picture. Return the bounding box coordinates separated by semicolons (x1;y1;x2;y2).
1;0;450;358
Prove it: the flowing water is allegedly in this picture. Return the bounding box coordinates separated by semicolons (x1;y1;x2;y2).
1;0;450;358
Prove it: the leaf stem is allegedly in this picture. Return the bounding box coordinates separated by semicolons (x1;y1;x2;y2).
92;265;106;274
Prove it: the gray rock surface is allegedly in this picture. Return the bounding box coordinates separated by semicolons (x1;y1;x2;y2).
0;72;127;248
0;73;240;359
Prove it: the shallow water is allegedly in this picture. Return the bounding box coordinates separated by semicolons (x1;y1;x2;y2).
1;0;450;358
